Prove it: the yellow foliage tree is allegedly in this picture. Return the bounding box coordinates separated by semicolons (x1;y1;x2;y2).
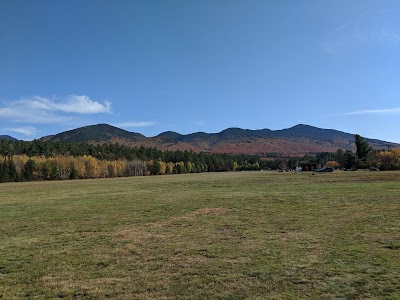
326;161;339;168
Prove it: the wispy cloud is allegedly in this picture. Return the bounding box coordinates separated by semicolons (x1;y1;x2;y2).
114;121;158;128
341;108;400;115
6;126;40;137
380;27;400;44
321;11;400;55
0;105;74;124
321;26;400;55
321;25;357;55
193;120;206;127
0;95;111;124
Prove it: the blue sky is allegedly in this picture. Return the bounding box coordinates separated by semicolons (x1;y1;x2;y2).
1;0;400;142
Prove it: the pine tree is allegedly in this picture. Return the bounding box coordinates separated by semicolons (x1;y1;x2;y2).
50;163;59;180
69;164;79;179
7;159;18;182
23;159;36;181
0;160;4;182
151;160;161;175
355;134;371;168
343;150;357;170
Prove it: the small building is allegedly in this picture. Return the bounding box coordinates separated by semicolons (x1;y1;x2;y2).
299;162;318;171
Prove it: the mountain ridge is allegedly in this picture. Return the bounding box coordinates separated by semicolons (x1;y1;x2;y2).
39;123;399;155
0;135;17;141
41;124;145;143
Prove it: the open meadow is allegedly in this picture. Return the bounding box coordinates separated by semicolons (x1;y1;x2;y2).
0;171;399;299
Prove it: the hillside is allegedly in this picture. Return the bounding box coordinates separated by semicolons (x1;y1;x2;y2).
40;123;398;155
41;124;145;143
0;135;17;141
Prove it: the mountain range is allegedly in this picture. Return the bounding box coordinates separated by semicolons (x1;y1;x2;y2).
38;124;398;155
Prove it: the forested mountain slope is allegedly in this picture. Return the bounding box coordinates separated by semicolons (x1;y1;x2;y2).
40;124;398;155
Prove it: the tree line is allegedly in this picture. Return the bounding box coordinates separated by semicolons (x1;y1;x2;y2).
1;135;399;182
267;135;400;171
0;139;261;182
333;134;400;171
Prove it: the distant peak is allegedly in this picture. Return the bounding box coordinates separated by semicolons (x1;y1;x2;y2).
92;123;119;128
160;130;181;135
0;135;17;141
219;127;246;133
158;131;182;137
290;124;314;129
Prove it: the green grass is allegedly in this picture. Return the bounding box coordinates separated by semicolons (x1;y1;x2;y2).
1;171;399;299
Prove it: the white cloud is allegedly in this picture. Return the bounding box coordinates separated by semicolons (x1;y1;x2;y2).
15;95;111;114
53;95;111;114
114;121;158;128
0;95;111;124
342;108;400;115
6;126;39;137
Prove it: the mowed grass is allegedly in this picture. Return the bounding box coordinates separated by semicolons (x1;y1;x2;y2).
0;171;399;299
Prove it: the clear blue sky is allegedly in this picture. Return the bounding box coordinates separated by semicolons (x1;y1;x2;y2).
1;0;400;142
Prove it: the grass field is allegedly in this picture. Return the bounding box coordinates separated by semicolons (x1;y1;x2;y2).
0;171;399;299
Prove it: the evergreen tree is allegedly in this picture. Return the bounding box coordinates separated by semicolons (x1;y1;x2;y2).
336;149;345;167
7;159;18;182
2;160;10;182
23;159;36;181
343;150;357;170
50;163;59;180
41;162;51;180
69;164;79;179
0;161;4;182
355;134;371;168
151;160;161;175
172;165;178;174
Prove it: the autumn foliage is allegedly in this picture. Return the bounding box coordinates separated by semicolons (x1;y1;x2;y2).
372;148;400;170
0;138;253;182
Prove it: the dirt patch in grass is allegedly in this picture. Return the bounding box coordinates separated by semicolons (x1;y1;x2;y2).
187;207;231;216
148;207;232;228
